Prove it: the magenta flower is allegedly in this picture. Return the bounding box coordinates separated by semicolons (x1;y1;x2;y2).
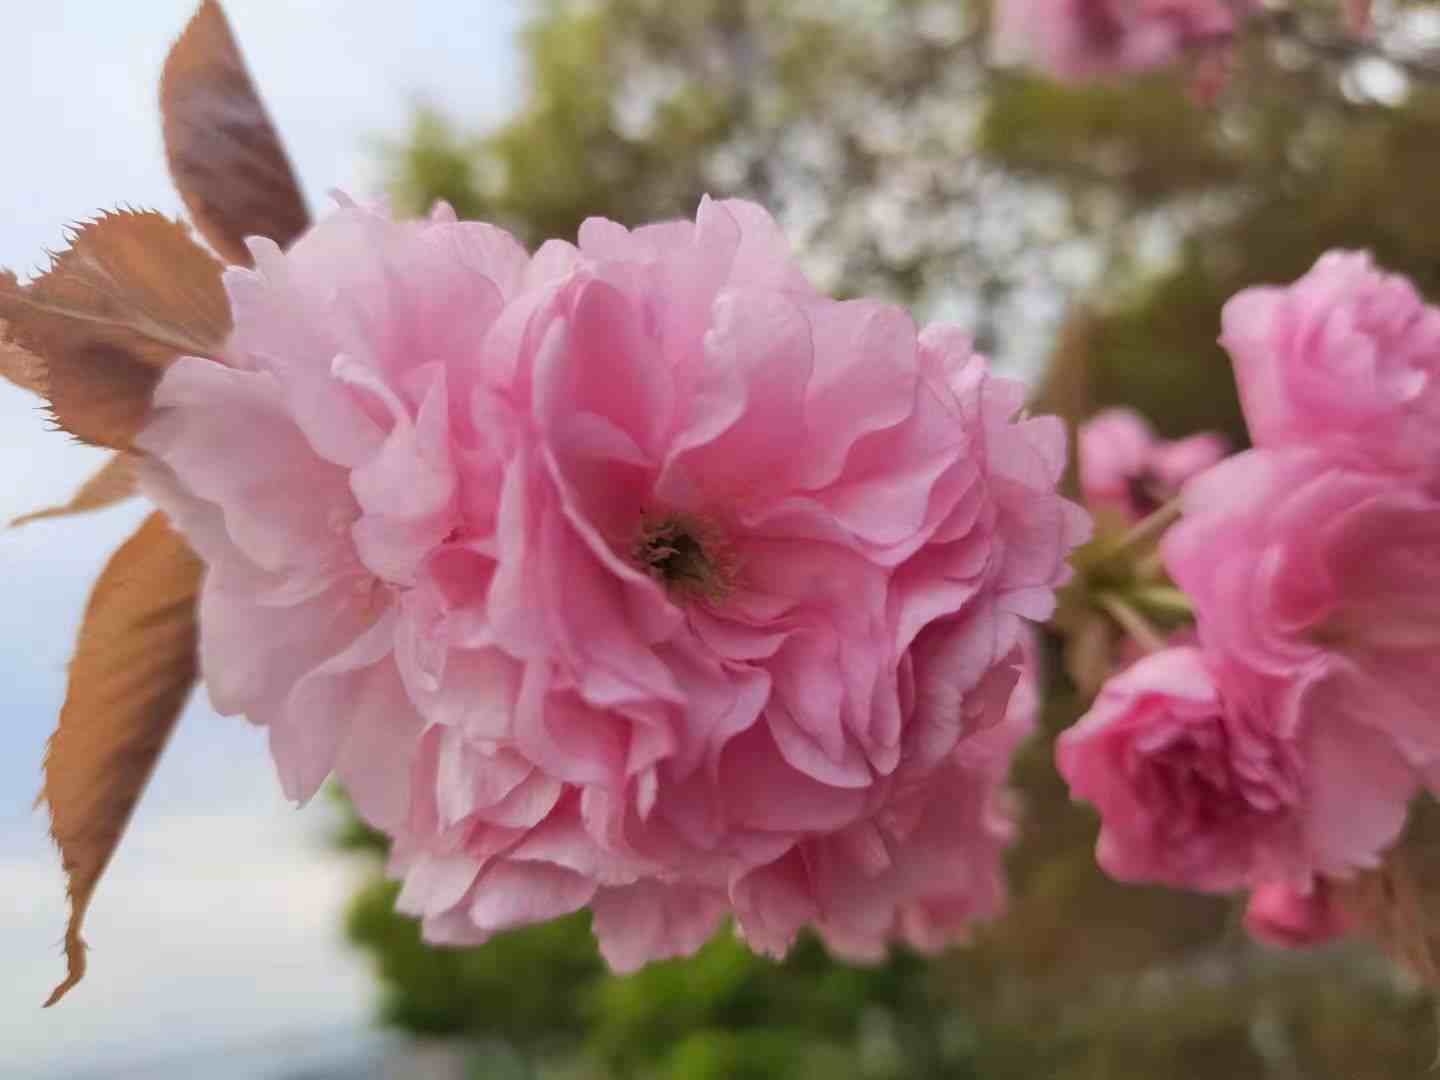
1164;449;1440;768
1057;647;1414;891
1079;407;1227;520
1244;879;1352;949
1222;251;1440;479
138;197;1087;967
993;0;1252;82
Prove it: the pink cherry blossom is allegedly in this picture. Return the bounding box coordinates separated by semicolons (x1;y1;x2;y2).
1057;647;1414;892
993;0;1254;82
1079;407;1227;520
138;197;1087;968
1345;0;1373;38
1221;251;1440;478
1164;448;1440;770
1244;879;1352;949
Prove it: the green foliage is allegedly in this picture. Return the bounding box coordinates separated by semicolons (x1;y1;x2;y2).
342;830;975;1077
585;933;960;1079
382;108;490;223
383;1;742;247
981;72;1241;201
346;878;602;1047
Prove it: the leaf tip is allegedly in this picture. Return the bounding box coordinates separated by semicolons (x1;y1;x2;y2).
37;514;201;1003
43;930;87;1007
161;0;309;265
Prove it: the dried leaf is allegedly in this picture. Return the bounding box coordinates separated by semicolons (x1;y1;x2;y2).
12;454;138;528
0;315;47;395
1339;860;1440;984
1031;308;1097;500
0;211;230;448
42;512;202;1005
1338;800;1440;985
161;0;310;266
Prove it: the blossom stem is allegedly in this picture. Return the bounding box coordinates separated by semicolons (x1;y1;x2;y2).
1134;549;1166;582
1132;585;1194;620
1104;495;1184;559
1097;592;1168;654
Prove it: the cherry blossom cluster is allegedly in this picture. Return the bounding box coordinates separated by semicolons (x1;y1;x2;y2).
1062;251;1440;947
137;196;1087;969
992;0;1260;83
992;1;1375;97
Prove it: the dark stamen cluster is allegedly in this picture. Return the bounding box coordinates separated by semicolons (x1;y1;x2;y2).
632;513;733;600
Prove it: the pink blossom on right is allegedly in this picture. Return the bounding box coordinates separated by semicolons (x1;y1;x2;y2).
1057;647;1415;892
1068;248;1440;917
992;0;1254;82
1244;879;1352;949
1163;449;1440;768
1079;407;1227;520
1222;251;1440;478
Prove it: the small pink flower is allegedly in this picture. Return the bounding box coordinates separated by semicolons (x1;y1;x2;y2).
1079;407;1227;520
1222;251;1440;478
1244;879;1352;949
1058;647;1414;891
1345;0;1373;38
139;197;1087;968
1164;449;1440;768
994;0;1253;82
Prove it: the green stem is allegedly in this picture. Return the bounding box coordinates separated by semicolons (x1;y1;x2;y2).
1097;592;1167;655
1102;495;1185;560
1134;549;1167;583
1131;585;1194;620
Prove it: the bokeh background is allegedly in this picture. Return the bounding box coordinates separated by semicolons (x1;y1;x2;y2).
6;1;1440;1077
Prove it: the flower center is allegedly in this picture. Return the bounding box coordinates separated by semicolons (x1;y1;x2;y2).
632;512;733;600
1126;469;1166;516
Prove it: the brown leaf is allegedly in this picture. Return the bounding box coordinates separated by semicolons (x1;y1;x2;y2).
1031;308;1097;501
1339;860;1440;984
0;315;47;395
161;0;310;266
42;512;202;1005
12;454;138;528
1338;799;1440;985
0;211;230;448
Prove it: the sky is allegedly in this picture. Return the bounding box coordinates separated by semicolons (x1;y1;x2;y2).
0;3;526;1075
